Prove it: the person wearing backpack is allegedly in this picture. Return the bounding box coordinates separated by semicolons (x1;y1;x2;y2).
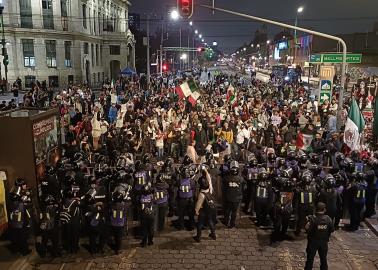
140;183;155;247
36;195;60;258
193;170;216;242
109;188;127;254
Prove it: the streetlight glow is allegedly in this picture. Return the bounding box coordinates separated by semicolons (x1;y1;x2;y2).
170;10;179;20
297;6;304;13
199;34;202;39
201;39;204;42
195;30;198;34
181;53;187;60
189;21;193;26
267;40;270;44
243;48;246;51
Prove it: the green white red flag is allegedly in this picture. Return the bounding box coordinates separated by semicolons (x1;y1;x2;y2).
175;80;200;106
344;97;365;150
227;85;237;107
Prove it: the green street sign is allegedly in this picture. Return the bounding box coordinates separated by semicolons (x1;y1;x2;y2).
310;54;321;63
320;91;331;104
310;53;362;64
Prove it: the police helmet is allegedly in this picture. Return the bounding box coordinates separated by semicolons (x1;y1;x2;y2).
350;150;360;162
183;155;193;166
324;174;336;188
44;195;56;206
298;152;307;164
286;151;296;161
142;154;150;164
249;157;258;167
335;152;345;164
165;157;174;168
267;152;276;162
229;161;239;175
135;160;142;171
15;178;26;187
259;170;268;180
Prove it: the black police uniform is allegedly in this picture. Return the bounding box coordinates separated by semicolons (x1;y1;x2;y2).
223;173;243;228
60;195;81;253
154;178;169;231
304;213;334;270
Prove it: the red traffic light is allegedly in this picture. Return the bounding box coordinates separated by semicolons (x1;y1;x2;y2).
178;0;193;19
162;64;168;71
197;47;205;52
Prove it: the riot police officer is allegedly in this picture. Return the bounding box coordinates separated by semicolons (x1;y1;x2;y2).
318;174;342;230
348;172;367;231
8;178;32;255
243;156;260;215
295;171;315;236
154;174;169;231
60;184;81;254
160;157;177;217
140;183;155;247
304;202;334;270
109;185;129;254
255;170;273;227
223;161;243;228
177;165;196;230
36;195;60;257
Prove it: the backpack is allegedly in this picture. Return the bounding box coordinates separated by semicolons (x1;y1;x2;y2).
39;212;54;231
9;202;25;229
110;202;126;227
179;178;193;199
203;192;216;210
247;168;259;181
60;199;78;225
140;194;154;216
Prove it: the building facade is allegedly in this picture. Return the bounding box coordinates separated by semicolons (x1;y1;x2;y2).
2;0;135;88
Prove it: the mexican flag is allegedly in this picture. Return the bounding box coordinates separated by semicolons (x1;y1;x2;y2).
175;80;200;106
296;131;313;150
344;97;365;150
227;85;237;107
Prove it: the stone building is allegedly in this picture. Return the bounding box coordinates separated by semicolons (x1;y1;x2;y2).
1;0;135;88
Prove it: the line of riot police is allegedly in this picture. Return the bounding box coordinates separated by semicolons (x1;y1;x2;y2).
6;147;377;256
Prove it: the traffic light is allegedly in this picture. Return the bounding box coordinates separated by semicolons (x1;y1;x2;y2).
197;47;206;52
3;54;8;66
162;64;168;71
177;0;193;19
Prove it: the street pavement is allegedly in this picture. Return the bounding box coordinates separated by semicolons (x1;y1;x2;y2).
6;217;378;270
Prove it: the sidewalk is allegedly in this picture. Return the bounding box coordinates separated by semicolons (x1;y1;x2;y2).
365;213;378;237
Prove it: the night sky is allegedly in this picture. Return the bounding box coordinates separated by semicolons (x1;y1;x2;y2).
130;0;378;53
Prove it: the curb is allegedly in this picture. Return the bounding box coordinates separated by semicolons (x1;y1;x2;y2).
364;218;378;237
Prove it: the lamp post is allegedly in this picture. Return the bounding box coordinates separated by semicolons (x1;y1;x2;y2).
0;0;7;90
293;6;304;65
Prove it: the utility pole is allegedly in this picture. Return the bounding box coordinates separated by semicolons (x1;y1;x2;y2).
200;4;347;130
187;29;190;70
179;26;182;71
146;15;150;85
0;4;7;91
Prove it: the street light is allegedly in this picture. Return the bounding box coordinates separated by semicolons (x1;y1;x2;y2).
243;47;246;51
250;44;254;48
170;9;179;20
201;39;204;42
266;40;270;44
195;29;198;34
199;34;202;38
181;53;187;60
294;6;304;64
189;21;193;26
